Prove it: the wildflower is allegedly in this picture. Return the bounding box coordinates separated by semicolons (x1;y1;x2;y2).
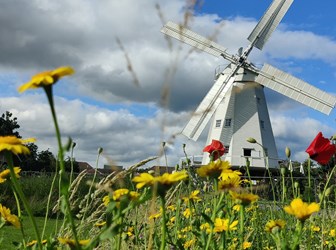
218;174;241;190
148;212;161;220
18;66;75;93
183;208;193;218
232;204;241;212
0;204;20;228
197;160;231;178
243;241;252;249
311;225;320;232
94;221;106;228
26;240;47;247
265;219;286;233
329;229;336;237
213;218;238;232
155;171;188;186
132;173;155;189
203;139;225;161
200;223;211;234
125;226;134;237
167;205;176;211
284;198;320;221
0;167;21;183
0;136;35;155
169;216;176;224
184;238;196;249
58;238;90;247
182;190;202;203
230;191;259;206
181;226;192;233
103;195;110;206
305;132;336;165
112;188;139;201
219;168;242;181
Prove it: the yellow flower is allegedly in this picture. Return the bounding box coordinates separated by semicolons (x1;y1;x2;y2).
197;160;231;178
183;208;193;218
18;66;75;93
132;173;155;189
125;226;134;237
148;212;161;220
26;239;47;247
0;204;20;228
213;218;238;232
329;229;336;237
184;238;196;249
113;188;130;200
181;226;192;233
284;198;320;221
230;191;259;206
311;225;320;232
243;241;252;249
183;190;202;203
265;219;286;233
167;205;176;211
58;238;90;247
232;204;241;212
219;169;242;181
155;171;188;186
218;174;241;191
0;136;35;155
0;167;21;183
200;223;211;234
103;195;110;206
94;221;106;228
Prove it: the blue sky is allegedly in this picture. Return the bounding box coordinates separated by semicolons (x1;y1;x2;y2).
0;0;335;168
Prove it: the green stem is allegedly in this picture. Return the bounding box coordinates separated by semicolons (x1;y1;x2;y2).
289;160;295;198
11;185;26;245
307;158;311;202
245;157;252;192
44;86;79;246
239;205;245;248
5;152;42;250
319;164;336;205
160;196;167;250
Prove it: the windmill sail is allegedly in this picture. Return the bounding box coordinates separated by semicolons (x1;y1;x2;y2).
182;64;237;141
248;0;294;50
161;21;235;63
256;64;336;114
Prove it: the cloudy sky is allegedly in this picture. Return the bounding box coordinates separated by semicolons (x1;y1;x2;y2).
0;0;335;169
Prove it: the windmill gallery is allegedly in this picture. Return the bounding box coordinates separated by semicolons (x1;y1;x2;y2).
161;0;336;169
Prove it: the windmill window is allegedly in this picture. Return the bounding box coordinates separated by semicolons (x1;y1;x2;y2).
243;148;252;157
256;97;261;104
224;118;232;127
260;120;265;129
215;119;221;128
224;145;229;153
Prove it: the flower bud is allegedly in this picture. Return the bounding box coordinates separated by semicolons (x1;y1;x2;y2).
325;186;333;197
98;147;104;154
246;137;257;143
285;147;291;158
294;182;299;189
162;141;166;147
280;167;286;175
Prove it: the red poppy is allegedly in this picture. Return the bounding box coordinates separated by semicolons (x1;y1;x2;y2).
305;132;336;165
203;139;225;161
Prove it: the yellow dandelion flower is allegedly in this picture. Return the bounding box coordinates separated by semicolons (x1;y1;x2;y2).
183;190;202;203
103;195;110;206
0;136;35;155
311;225;320;232
232;204;241;212
132;173;155;189
58;238;90;247
155;171;188;186
265;219;286;233
184;238;196;249
200;223;211;234
329;229;335;237
112;189;130;201
0;167;21;183
26;239;47;247
243;241;252;249
94;221;106;228
214;218;238;232
284;198;320;221
219;169;242;181
230;191;259;206
125;226;134;237
183;208;193;218
148;212;161;220
218;174;241;191
0;204;20;228
197;160;231;178
18;66;74;93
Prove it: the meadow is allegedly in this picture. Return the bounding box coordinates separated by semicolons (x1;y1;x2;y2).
0;67;336;250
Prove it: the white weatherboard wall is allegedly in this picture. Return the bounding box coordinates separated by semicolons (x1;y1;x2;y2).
202;78;279;168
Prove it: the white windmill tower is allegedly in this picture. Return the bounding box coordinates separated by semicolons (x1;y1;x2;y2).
161;0;336;168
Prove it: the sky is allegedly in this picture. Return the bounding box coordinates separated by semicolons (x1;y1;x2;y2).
0;0;335;169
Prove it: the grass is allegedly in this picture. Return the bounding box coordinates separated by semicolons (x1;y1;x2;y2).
0;216;58;249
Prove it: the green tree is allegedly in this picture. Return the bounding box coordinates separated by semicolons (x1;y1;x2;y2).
0;111;21;137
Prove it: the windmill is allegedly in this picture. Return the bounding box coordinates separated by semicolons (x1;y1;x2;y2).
161;0;336;168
